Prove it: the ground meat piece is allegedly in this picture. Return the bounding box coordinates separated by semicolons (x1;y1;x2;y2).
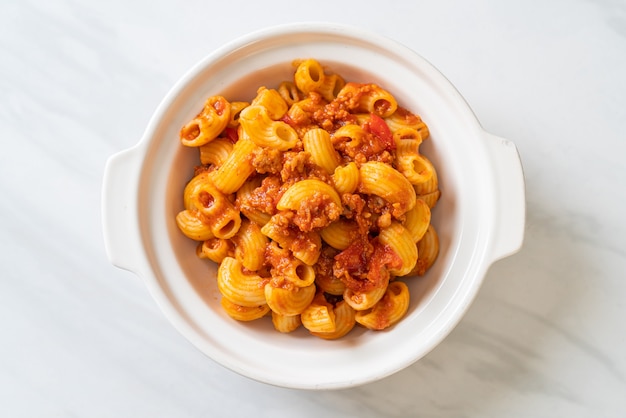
376;212;392;229
264;241;296;290
315;246;338;281
263;212;322;266
313;102;358;132
280;151;309;182
341;193;373;235
338;131;385;161
240;175;283;215
290;228;321;260
291;191;341;232
279;150;333;185
251;147;283;174
367;149;394;165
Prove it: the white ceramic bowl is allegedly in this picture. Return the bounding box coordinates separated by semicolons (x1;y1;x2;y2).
102;23;525;389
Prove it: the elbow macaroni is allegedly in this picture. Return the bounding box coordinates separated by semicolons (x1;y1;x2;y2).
358;161;416;217
239;105;298;150
180;96;231;147
302;128;340;175
176;59;442;339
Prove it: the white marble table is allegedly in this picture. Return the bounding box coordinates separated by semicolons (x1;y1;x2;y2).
2;0;625;416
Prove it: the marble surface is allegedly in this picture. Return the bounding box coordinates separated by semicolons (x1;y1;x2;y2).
2;0;625;416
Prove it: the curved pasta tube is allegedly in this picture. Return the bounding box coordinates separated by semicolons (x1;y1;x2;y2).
360;84;397;117
180;96;231;147
220;298;270;322
332;162;359;195
183;172;211;211
284;101;312;130
199;138;234;166
318;73;345;102
188;178;241;239
343;284;388;311
294;59;345;101
336;83;397;117
396;139;435;186
314;271;345;296
311;301;356;340
233;220;269;271
282;259;316;288
217;257;267;307
358;161;416;217
412;225;440;276
264;283;316;316
302;128;340;175
393;127;423;145
403;199;431;243
227;101;250;128
301;293;336;333
320;219;359;250
271;311;302;333
413;154;440;209
355;281;410;330
199;237;233;263
251;87;288;120
175;210;214;241
413;155;439;195
333;124;368;151
385;108;430;139
277;179;342;211
210;138;258;194
294;59;326;95
277;81;302;106
239;105;298;150
417;190;441;209
378;222;418;277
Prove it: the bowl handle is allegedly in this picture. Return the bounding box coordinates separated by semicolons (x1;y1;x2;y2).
484;132;526;262
101;145;145;274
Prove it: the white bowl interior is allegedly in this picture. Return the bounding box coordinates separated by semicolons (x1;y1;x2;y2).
135;25;495;389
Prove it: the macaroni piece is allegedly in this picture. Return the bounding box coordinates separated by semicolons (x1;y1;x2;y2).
180;96;231;147
310;300;356;340
272;310;302;333
220;298;270;322
177;59;441;339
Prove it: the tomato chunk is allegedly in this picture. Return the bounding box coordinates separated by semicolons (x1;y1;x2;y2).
223;127;238;143
368;113;395;150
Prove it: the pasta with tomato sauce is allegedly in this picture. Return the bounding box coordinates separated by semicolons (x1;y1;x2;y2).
176;58;441;339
